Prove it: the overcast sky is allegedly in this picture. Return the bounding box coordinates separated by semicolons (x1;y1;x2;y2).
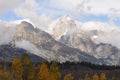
0;0;120;26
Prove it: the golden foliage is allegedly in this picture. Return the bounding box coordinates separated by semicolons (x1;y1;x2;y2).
0;70;2;80
12;57;23;80
93;73;99;80
3;70;12;80
84;73;91;80
50;61;61;80
64;73;74;80
37;60;50;80
21;53;33;80
100;72;106;80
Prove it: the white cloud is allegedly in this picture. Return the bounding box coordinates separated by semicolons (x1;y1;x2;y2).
0;0;22;14
2;0;119;26
49;0;90;18
108;8;120;20
48;0;120;19
1;0;120;21
15;40;40;55
0;20;15;45
86;0;120;14
14;0;52;31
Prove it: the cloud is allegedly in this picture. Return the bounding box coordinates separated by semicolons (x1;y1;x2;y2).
108;8;120;20
1;0;119;27
1;0;120;21
14;0;52;31
48;0;90;18
0;0;22;14
0;20;15;45
15;40;40;55
46;0;120;19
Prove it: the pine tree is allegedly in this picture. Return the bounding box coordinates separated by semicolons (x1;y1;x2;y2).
12;56;23;80
64;73;74;80
100;72;106;80
37;60;50;80
50;61;61;80
93;73;99;80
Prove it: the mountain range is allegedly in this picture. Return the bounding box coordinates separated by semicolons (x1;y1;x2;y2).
0;16;120;65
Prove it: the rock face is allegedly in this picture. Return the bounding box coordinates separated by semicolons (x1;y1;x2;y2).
60;30;96;53
9;21;98;63
94;43;120;65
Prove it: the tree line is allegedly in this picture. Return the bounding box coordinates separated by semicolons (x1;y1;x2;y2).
0;53;117;80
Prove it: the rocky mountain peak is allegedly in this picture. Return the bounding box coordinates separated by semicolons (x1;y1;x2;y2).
17;21;34;32
49;16;76;39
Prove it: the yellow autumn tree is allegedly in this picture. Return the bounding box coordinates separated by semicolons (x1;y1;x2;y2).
64;73;74;80
0;70;2;80
12;56;23;80
37;60;50;80
100;72;106;80
50;61;61;80
0;64;2;80
84;73;91;80
21;53;33;80
93;73;99;80
3;70;12;80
